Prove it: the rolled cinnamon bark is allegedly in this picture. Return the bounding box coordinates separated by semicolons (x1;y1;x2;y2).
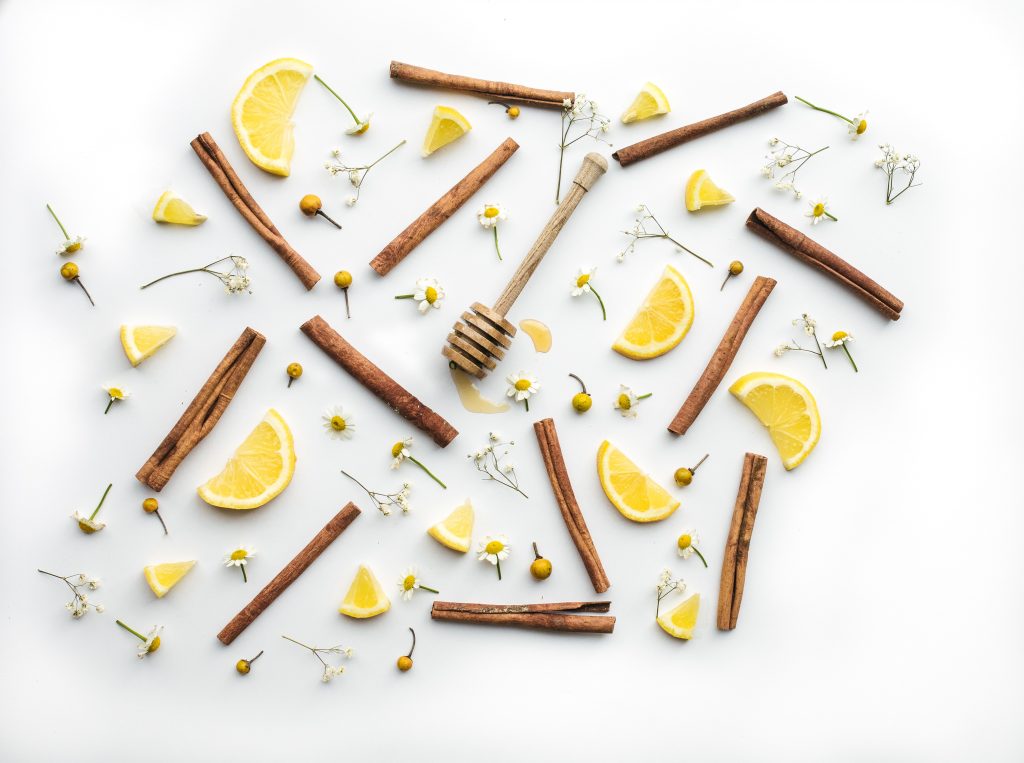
718;454;768;631
613;92;788;167
370;138;519;276
668;277;776;436
390;61;573;108
431;601;615;633
746;208;904;321
300;315;458;447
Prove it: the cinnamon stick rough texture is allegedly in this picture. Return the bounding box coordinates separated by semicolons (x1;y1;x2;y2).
612;92;788;167
389;61;573;108
370;138;519;276
191;132;321;290
300;315;458;447
433;601;611;615
746;207;904;321
136;327;265;492
431;602;615;633
668;277;777;436
718;454;768;631
533;418;611;593
218;503;361;645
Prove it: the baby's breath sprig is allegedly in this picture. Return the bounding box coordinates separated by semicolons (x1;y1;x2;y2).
556;95;611;204
618;204;711;267
656;568;687;618
761;138;829;198
794;96;868;140
37;570;103;618
774;314;827;368
314;74;372;135
389;437;446;488
47;203;86;256
341;470;411;516
72;482;112;535
469;432;527;499
875;144;921;205
570;266;606;320
281;635;353;683
825;331;859;372
324;140;406;206
140;255;251;294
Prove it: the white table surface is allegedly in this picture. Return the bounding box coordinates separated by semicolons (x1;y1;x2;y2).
2;0;1022;760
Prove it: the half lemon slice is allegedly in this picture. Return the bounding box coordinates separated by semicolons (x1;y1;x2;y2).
597;440;680;523
729;372;821;470
612;265;694;360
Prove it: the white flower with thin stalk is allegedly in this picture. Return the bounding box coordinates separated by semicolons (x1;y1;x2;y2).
613;384;651;418
656;569;687;617
676;530;708;567
223;546;256;583
825;331;859;372
775;315;827;368
389;437;446;488
805;197;838;225
477;535;511;580
140;255;252;295
47;203;86;256
324;140;406;205
71;483;112;535
397;567;440;601
395;277;445;314
876;144;922;205
570;265;607;321
760;138;829;199
314;74;372;135
102;384;130;415
116;621;163;659
618;203;711;266
468;433;527;498
505;372;540;412
555;95;611;203
322;406;355;440
794;96;868;140
477;203;508;261
341;471;411;516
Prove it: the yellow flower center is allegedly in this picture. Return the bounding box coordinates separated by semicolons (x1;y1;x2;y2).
230;549;248;561
576;274;590;288
812;203;825;217
484;206;500;218
856;119;867;135
425;286;438;304
354;122;370;135
832;331;848;341
403;575;416;591
148;636;161;653
391;441;405;458
108;387;124;400
514;379;531;391
677;534;692;550
485;540;505;555
330;416;347;431
66;241;82;253
617;393;632;410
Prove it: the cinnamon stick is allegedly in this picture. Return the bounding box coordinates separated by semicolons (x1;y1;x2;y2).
746;207;904;321
667;276;776;436
191;132;321;290
300;315;458;447
613;92;788;167
136;327;265;491
218;503;361;645
389;61;573;108
433;601;611;615
431;601;615;633
718;454;768;631
533;418;610;593
370;138;519;276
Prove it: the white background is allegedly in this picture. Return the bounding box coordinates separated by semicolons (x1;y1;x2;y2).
2;1;1022;760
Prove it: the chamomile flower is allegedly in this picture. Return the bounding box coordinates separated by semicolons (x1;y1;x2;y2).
116;621;163;659
477;534;510;580
805;197;838;225
570;266;606;320
848;111;869;139
505;372;540;411
346;113;373;136
477;203;508;260
613;384;651;418
47;203;85;256
223;546;256;583
389;436;446;488
397;567;440;601
825;331;859;372
322;406;355;440
72;483;112;535
396;277;445;314
675;530;708;567
102;384;130;415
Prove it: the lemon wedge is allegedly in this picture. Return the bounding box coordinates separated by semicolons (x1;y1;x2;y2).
144;560;196;598
339;565;390;618
612;265;694;360
621;82;671;123
427;499;475;553
422;105;471;156
657;593;700;639
231;57;313;176
197;409;296;509
729;372;821;470
120;324;177;367
152;191;207;226
685;169;735;212
597;441;680;523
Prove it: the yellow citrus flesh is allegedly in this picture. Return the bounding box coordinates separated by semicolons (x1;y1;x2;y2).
612;265;694;360
729;372;821;470
685;169;735;212
621;82;671;123
152;191;207;226
144;560;196;598
597;441;680;523
427;500;474;553
197;409;296;509
657;593;700;639
120;324;177;367
422;106;471;156
231;58;313;176
339;565;390;618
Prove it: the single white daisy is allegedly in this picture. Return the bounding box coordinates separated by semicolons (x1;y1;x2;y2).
102;384;130;414
505;372;540;410
322;406;355;440
390;437;412;469
477;534;511;579
138;625;163;659
413;277;445;313
345;113;373;136
571;266;596;296
477;203;508;229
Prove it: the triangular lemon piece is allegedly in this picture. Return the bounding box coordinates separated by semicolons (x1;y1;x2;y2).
621;82;671;123
339;565;390;618
657;593;700;639
152;191;207;225
685;169;735;212
144;560;196;598
121;324;177;367
422;106;471;156
427;499;474;553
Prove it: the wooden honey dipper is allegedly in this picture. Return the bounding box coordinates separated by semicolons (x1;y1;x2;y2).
443;152;608;378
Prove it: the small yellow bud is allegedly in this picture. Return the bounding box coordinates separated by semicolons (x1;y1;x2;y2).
299;195;322;216
334;270;353;289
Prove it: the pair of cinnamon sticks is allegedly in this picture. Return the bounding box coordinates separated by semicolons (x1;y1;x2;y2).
432;601;614;634
718;454;768;630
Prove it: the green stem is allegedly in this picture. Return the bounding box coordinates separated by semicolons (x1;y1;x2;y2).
418;584;440;594
843;344;859;373
366;140;406;169
314;74;360;124
104;398;114;415
692;547;709;569
496;559;502;581
523;398;529;412
241;565;248;583
589;285;607;321
394;294;414;300
90;483;112;520
493;226;502;261
824;210;839;222
140;267;212;289
409;456;446;489
116;620;145;641
637;392;653;400
46;204;70;239
281;635;314;650
794;96;854;125
74;278;95;306
812;333;828;369
666;236;714;267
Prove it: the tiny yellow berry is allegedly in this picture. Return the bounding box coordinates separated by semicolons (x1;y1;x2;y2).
60;262;79;280
236;659;251;675
299;195;322;216
571;392;592;413
530;557;552;580
334;270;352;289
287;362;303;379
729;260;744;276
397;655;413;671
142;497;159;514
507;106;520;119
674;467;694;487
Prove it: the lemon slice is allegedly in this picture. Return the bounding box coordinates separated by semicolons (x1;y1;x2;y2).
612;265;694;360
621;82;671;123
657;593;700;639
144;560;196;598
339;565;390;618
729;372;821;470
685;169;735;212
120;324;177;367
197;409;296;509
596;441;680;523
427;499;474;553
231;58;313;176
422;106;471;156
152;191;207;226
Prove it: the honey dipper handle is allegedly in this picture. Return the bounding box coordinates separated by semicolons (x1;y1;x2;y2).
492;152;607;316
